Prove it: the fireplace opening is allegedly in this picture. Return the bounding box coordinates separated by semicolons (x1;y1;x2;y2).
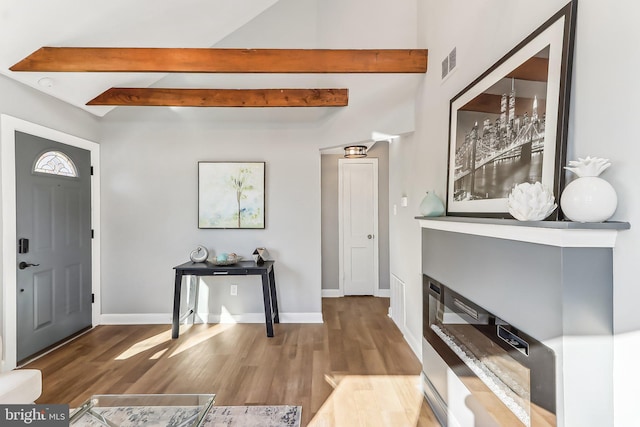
423;275;556;426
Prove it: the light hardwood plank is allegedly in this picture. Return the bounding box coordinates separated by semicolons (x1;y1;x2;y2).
22;297;438;426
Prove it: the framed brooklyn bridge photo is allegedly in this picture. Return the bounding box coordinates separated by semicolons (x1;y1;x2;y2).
446;2;576;219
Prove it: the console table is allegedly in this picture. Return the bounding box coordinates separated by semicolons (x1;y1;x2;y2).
172;260;279;339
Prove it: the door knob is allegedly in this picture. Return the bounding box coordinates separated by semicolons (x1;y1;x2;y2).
367;234;373;239
18;261;40;270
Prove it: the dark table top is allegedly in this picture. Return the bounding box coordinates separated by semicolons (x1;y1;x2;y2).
174;260;274;273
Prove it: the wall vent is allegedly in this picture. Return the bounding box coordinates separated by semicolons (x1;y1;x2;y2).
390;274;406;333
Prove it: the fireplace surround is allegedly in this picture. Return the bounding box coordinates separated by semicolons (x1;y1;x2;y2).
419;217;629;427
424;275;556;426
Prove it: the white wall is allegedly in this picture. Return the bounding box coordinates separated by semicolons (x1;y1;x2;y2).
99;110;323;319
571;2;640;425
0;76;100;142
388;132;424;354
388;1;640;425
199;0;423;146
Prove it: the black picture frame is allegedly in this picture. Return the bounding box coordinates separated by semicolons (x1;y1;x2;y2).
446;1;577;219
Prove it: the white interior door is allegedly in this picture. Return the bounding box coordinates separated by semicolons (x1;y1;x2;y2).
339;158;379;295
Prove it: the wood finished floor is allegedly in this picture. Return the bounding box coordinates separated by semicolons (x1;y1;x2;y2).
24;297;438;426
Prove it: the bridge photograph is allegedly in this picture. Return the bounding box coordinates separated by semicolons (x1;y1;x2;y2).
451;48;550;201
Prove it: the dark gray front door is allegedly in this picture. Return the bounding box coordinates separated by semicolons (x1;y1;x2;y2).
15;131;92;362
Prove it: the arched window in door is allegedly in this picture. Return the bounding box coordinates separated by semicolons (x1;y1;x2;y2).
33;151;78;177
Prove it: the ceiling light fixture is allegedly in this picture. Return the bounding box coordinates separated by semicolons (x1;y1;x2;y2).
344;145;368;158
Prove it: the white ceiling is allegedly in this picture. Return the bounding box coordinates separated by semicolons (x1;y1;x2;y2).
0;0;281;116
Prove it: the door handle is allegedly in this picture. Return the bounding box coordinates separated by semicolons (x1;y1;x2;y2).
18;261;40;270
367;234;374;239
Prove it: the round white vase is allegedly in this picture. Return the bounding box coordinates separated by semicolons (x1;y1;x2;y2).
560;176;617;222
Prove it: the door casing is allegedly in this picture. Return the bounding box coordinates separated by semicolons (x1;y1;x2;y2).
1;115;101;371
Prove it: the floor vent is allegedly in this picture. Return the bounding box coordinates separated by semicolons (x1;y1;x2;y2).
390;274;406;333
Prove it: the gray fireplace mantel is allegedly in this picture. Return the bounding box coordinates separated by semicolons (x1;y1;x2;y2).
419;216;629;427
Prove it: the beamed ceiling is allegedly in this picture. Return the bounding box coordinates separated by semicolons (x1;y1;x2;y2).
11;48;427;108
0;0;428;117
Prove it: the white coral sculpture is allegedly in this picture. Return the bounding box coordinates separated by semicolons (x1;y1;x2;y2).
564;156;611;177
507;182;557;221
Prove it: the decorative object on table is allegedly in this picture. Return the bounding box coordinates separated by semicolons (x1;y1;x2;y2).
560;157;618;222
507;182;557;221
252;247;271;265
198;162;265;229
445;1;576;219
419;191;445;217
211;253;241;265
189;245;209;263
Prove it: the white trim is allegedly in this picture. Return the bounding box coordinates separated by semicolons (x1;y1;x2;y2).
419;219;621;248
278;313;324;323
403;327;422;360
322;289;343;298
376;288;390;298
100;314;171;325
322;288;389;298
1;114;100;371
100;312;324;325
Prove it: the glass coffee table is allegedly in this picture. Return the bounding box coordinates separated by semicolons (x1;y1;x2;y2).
69;394;215;427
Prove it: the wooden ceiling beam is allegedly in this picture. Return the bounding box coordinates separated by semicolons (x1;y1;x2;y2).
86;88;349;107
11;47;428;73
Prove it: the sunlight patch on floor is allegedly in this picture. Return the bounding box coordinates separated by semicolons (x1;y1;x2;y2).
309;375;425;427
114;329;173;360
113;321;230;361
150;348;168;360
169;323;235;358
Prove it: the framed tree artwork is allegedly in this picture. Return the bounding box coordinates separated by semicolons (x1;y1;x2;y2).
198;161;265;229
446;1;577;219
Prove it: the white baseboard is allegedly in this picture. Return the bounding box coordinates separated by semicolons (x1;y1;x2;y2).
100;313;171;325
403;327;422;360
322;289;343;298
279;313;323;323
99;312;323;325
205;312;323;323
323;289;391;298
376;289;391;298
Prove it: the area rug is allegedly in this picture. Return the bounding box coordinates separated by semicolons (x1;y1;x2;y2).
72;405;302;427
203;406;301;427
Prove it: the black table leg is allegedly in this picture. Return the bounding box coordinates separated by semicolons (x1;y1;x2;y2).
269;267;279;323
172;271;183;339
261;271;274;337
